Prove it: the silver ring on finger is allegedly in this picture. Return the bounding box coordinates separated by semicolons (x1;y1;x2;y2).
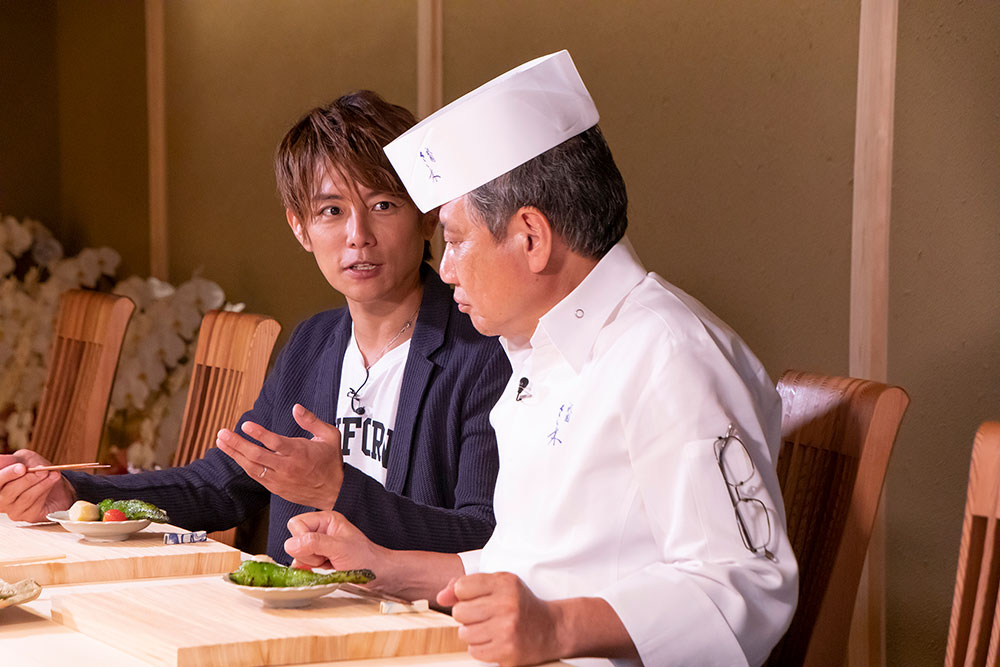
259;466;267;479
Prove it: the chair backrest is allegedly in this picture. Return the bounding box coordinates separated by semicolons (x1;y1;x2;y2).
945;422;1000;667
765;369;909;667
171;310;280;467
31;289;135;464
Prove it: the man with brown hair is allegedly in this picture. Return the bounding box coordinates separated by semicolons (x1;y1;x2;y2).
0;91;510;562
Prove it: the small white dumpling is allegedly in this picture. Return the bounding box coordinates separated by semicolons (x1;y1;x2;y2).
67;500;100;522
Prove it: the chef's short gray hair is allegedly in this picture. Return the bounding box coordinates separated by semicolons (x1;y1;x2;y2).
464;125;628;260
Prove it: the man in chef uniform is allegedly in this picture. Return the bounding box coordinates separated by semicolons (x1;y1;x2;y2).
283;50;798;667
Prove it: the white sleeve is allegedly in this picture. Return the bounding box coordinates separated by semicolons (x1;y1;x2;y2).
597;345;798;667
458;548;482;575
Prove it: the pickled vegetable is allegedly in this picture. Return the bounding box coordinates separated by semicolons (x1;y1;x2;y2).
98;499;170;523
228;560;375;588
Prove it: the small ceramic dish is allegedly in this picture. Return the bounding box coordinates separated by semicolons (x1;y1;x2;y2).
222;575;341;609
0;578;42;610
46;511;150;542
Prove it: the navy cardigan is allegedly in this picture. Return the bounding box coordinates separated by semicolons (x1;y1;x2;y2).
67;269;511;563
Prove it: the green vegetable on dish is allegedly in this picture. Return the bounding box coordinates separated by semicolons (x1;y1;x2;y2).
98;499;170;523
228;560;375;588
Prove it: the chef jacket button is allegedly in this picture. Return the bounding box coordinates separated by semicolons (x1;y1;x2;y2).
575;308;584;319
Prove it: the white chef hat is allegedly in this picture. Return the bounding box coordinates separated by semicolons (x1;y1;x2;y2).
383;50;599;213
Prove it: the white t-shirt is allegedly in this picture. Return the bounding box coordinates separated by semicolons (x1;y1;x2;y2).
334;328;410;486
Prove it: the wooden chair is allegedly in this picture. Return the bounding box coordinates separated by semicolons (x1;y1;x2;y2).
171;310;280;468
764;369;909;667
170;310;280;546
31;290;135;464
945;422;1000;667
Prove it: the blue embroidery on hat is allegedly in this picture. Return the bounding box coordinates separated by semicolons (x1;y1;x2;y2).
419;147;441;182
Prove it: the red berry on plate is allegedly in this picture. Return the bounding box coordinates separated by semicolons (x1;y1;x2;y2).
102;508;127;522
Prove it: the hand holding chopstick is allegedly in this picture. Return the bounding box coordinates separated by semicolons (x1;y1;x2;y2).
26;463;110;473
0;452;79;523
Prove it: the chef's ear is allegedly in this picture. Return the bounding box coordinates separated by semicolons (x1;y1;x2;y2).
286;209;312;251
512;206;553;275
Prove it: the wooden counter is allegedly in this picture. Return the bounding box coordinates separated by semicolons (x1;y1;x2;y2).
3;575;488;666
1;514;568;665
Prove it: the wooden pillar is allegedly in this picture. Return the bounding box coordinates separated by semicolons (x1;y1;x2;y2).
145;0;168;281
848;0;899;664
416;0;443;121
416;0;444;260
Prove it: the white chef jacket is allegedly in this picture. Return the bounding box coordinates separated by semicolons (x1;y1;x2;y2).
460;239;798;667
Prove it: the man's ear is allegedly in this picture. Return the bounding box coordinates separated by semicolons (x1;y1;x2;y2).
419;208;440;240
515;207;553;274
286;209;312;251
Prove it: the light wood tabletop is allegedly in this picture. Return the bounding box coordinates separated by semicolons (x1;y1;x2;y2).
1;514;569;666
3;574;489;666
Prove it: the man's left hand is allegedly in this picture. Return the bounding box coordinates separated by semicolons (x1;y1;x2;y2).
216;403;344;509
437;572;565;667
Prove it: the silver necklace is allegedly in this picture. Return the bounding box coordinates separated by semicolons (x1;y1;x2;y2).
347;307;419;416
365;306;419;370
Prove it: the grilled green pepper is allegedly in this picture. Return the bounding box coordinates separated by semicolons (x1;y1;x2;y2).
228;560;375;588
98;499;170;523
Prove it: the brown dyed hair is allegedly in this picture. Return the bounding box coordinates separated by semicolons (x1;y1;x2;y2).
275;90;430;258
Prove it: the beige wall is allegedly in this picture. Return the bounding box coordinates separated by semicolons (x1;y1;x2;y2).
163;0;417;339
0;0;148;276
0;2;60;227
887;2;1000;663
2;2;998;664
444;0;859;391
56;0;149;278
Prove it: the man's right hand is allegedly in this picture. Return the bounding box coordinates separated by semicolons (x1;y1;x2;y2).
0;450;75;522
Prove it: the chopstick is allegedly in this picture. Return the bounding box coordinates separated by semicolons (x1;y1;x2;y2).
26;463;110;473
339;582;413;605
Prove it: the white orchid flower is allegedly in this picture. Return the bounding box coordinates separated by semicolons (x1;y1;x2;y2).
14;365;47;411
166;362;192;394
126;440;157;471
73;248;105;287
51;258;84;287
176;277;225;313
156;326;187;368
2;216;32;256
4;410;34;450
31;236;63;268
136;348;168;393
1;215;242;468
113;275;154;310
94;247;120;276
155;385;191;467
0;251;14;276
147;276;176;300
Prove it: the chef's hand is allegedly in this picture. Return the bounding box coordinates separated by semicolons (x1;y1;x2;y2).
0;450;75;522
287;511;467;603
437;572;564;666
216;404;343;509
438;574;638;665
284;511;387;581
